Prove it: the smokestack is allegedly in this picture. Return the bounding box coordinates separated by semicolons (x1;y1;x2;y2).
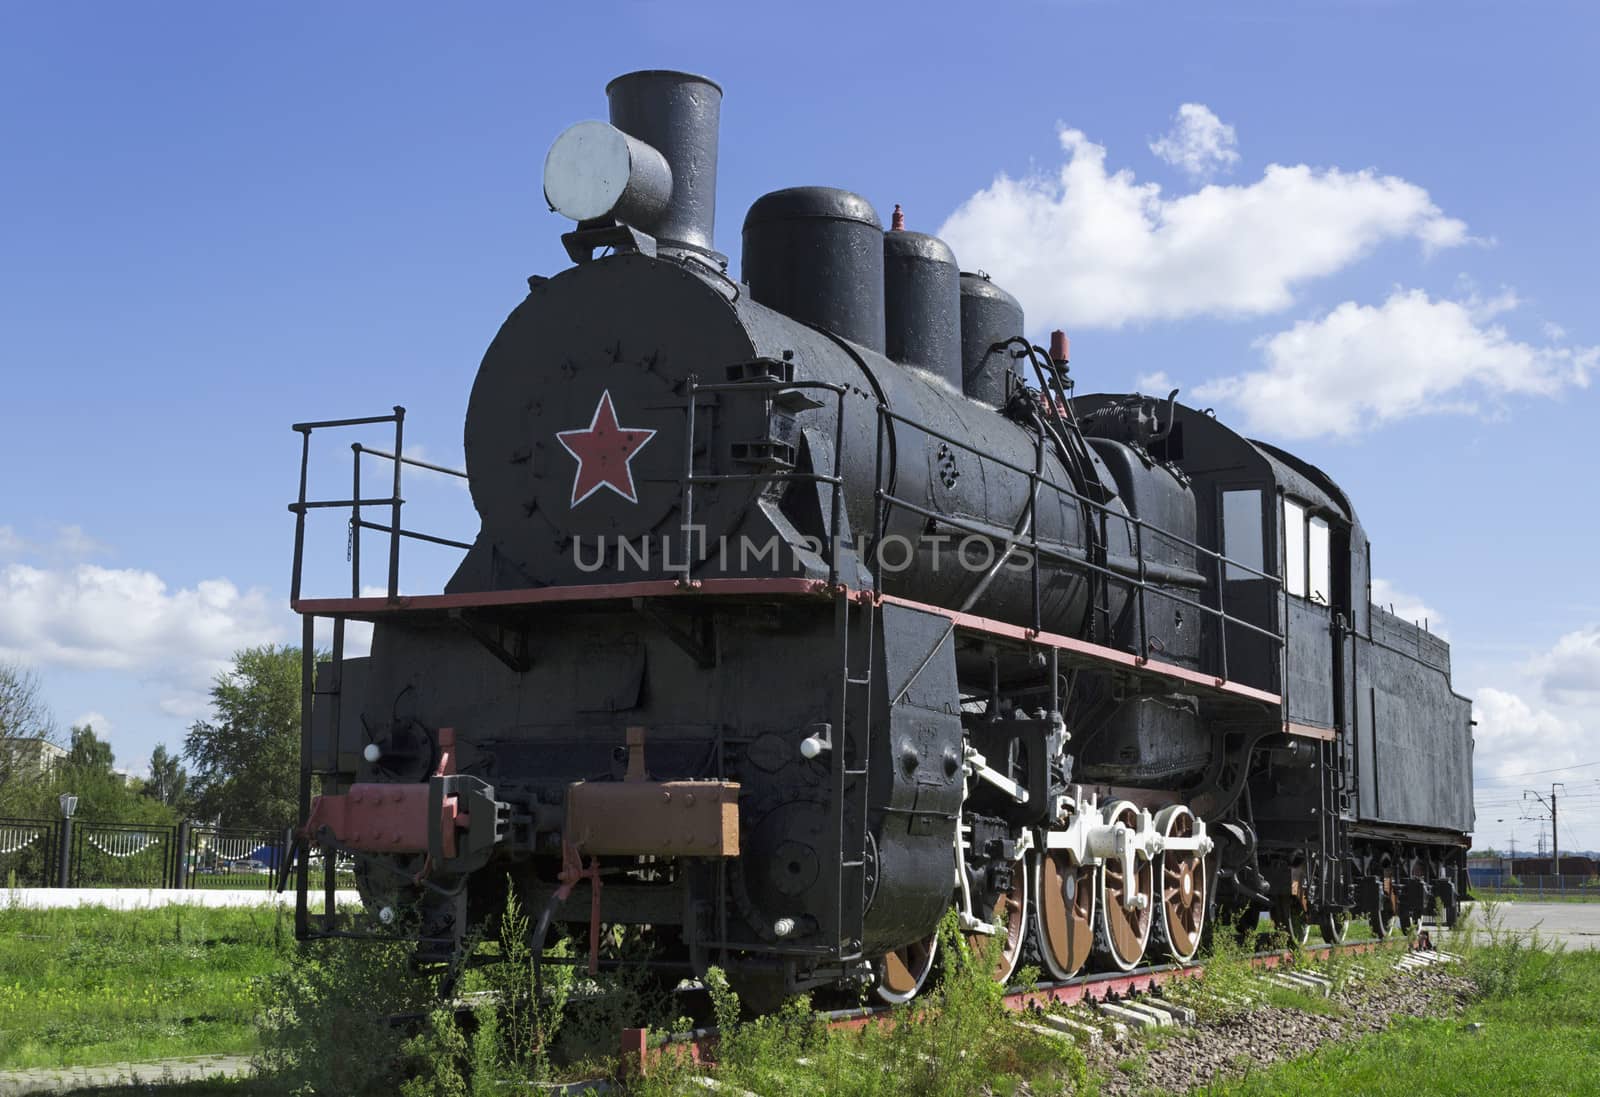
605;70;723;257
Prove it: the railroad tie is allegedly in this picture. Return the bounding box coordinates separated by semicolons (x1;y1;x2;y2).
1085;1005;1135;1039
1150;997;1197;1024
1266;971;1332;997
1096;1000;1166;1029
1031;1011;1107;1047
690;1076;762;1097
1127;998;1188;1025
1018;1020;1086;1047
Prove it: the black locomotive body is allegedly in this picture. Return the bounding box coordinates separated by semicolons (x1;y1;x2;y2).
290;70;1473;1002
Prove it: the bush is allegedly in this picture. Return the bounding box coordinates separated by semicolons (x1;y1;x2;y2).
255;932;436;1095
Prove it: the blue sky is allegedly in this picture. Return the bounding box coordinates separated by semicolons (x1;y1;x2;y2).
2;1;1597;848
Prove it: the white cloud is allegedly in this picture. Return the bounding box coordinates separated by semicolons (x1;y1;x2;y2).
1150;103;1239;180
1195;289;1595;438
1527;628;1600;706
0;562;284;716
159;694;212;720
1135;371;1178;393
54;525;111;558
1468;630;1600;848
1370;577;1444;635
0;524;113;561
938;122;1469;329
1471;686;1588;785
73;710;113;734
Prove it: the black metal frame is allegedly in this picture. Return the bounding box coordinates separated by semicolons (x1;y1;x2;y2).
69;821;176;888
182;824;298;889
0;817;60;888
286;407;473;936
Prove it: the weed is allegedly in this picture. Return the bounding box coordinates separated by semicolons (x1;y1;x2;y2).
255;930;435;1095
641;911;1090;1097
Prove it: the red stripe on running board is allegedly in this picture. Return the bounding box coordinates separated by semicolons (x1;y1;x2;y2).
292;579;1280;707
867;590;1283;707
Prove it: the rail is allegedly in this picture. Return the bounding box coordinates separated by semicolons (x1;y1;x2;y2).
623;936;1404;1075
866;401;1283;684
678;368;1283;687
288;382;1284;689
286;407;471;605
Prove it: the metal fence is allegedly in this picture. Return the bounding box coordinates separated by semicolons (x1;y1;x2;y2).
71;822;177;887
0;817;59;888
2;816;340;890
1470;874;1600;898
184;824;291;889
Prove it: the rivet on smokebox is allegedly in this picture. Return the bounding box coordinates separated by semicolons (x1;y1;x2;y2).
662;791;672;802
685;793;696;807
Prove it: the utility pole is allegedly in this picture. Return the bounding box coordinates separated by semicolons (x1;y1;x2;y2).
1552;783;1560;879
1524;783;1565;876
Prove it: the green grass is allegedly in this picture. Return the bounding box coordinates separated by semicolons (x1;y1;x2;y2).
1470;887;1600;903
1195;930;1600;1095
0;903;290;1070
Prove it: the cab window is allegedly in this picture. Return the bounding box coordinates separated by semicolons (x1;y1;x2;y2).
1282;497;1333;604
1283;498;1306;597
1222;489;1264;580
1308;516;1331;604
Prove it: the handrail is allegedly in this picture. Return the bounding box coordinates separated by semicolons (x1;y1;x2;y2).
288;380;1283;685
681;376;851;588
354;444;468;480
288;407;471;605
678;380;1284;685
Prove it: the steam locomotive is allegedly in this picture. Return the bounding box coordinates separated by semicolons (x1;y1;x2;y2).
289;70;1474;1006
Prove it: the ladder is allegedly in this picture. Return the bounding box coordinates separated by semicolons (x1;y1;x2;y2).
829;588;875;960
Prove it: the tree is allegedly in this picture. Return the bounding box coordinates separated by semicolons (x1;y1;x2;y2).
0;660;59;807
31;722;174;824
67;724;114;774
184;644;302;830
143;743;190;810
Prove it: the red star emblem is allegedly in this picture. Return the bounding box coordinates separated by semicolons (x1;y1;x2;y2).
555;390;658;506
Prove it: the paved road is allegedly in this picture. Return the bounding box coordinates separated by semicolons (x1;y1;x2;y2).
0;1054;251;1096
1452;900;1600;949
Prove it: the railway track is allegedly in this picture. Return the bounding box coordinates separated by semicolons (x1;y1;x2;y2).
620;933;1444;1076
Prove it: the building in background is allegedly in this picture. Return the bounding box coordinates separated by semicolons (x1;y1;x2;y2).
2;737;66;777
